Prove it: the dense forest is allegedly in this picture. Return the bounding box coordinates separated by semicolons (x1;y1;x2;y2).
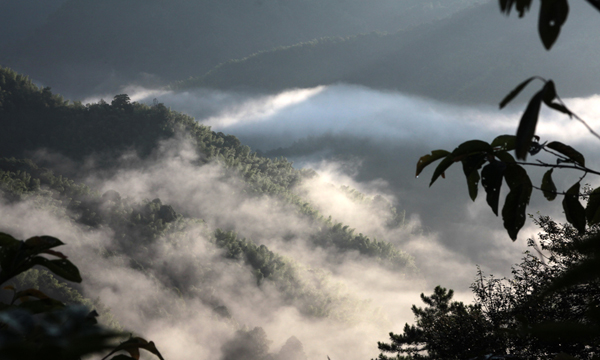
0;66;419;359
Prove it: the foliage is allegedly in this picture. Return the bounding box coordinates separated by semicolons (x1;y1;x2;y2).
0;69;413;268
404;1;600;358
0;231;165;360
377;216;600;359
377;286;500;360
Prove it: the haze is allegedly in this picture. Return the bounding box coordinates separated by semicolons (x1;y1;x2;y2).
1;1;600;360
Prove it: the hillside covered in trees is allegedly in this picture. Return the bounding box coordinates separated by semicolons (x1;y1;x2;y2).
0;66;419;359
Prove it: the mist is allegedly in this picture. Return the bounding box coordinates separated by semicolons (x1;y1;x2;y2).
2;76;599;360
136;83;600;284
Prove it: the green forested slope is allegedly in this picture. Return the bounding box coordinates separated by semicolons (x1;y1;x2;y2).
0;67;414;272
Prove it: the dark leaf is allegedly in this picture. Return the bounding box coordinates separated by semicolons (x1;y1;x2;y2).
494;150;516;164
13;288;50;303
546;141;585;166
482;162;506;215
416;150;450;177
466;170;480;201
430;154;455;187
31;257;82;283
502;165;532;240
42;249;68;259
491;135;517;151
562;182;586;233
541;79;557;104
540;80;574;117
541;169;557;201
452;140;494;159
499;77;537;109
0;233;19;247
18;298;65;314
103;337;164;360
538;0;569;50
586;187;600;225
430;141;492;187
546;102;573;117
516;90;544;160
24;235;64;254
461;154;486;201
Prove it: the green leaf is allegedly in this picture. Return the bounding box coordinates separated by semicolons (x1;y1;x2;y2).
516;90;544;160
585;187;600;225
538;0;569;50
491;135;517;151
546;141;585;166
562;182;586;233
541;169;557;201
502;165;532;240
481;162;506;215
416;150;450;177
499;77;537;109
31;257;82;283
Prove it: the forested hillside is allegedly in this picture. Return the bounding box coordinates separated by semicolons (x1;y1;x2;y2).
1;66;415;266
179;0;600;104
0;65;424;358
0;0;482;97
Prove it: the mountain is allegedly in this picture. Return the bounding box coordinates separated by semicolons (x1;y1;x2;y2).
0;65;425;358
0;0;483;98
177;0;600;104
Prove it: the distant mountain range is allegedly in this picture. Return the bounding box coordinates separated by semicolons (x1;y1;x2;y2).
0;0;480;98
177;1;600;104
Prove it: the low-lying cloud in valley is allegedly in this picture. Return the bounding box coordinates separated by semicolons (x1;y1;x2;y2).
3;82;600;360
137;84;600;284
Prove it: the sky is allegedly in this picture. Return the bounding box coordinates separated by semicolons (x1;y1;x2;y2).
3;1;600;359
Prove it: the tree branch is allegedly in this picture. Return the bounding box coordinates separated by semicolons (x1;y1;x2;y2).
516;161;600;176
